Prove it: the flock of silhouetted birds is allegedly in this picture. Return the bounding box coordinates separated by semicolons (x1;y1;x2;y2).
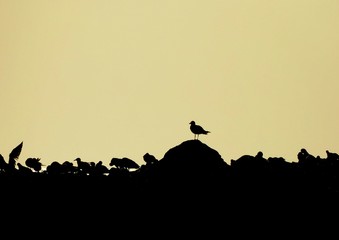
1;140;339;195
0;124;339;214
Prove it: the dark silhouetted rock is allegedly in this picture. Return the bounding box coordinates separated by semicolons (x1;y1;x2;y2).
159;139;229;174
137;140;230;199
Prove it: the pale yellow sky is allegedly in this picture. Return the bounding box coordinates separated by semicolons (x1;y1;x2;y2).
1;0;338;168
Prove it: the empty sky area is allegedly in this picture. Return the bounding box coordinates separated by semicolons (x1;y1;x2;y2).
1;0;339;167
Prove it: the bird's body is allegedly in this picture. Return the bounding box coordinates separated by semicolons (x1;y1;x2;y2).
110;157;140;170
25;157;43;172
189;121;210;140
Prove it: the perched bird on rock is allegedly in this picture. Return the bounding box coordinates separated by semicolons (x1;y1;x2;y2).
189;121;210;140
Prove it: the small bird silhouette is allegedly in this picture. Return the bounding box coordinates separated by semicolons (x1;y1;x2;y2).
25;157;44;172
189;121;210;140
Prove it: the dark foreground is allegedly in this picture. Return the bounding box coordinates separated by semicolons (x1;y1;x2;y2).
1;140;339;231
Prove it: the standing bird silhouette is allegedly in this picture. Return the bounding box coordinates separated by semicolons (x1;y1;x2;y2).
189;121;210;140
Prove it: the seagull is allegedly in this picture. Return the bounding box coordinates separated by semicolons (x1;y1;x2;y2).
189;121;210;140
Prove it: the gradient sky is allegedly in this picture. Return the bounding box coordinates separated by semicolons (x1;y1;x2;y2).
1;0;338;168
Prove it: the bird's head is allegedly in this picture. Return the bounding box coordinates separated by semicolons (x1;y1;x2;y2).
189;121;195;125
